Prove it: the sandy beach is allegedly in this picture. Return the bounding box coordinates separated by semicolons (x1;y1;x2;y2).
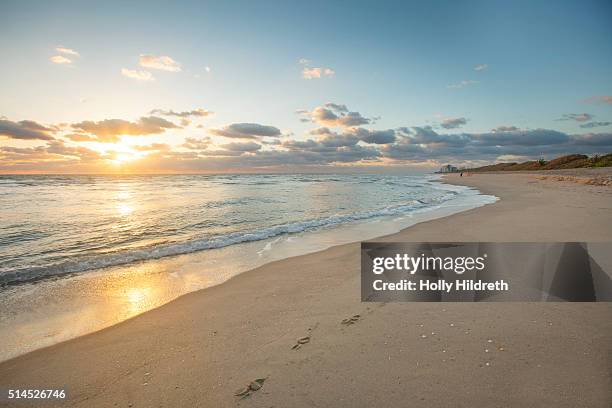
1;171;611;407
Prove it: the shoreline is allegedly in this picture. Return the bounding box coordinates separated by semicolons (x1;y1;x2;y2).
1;171;611;407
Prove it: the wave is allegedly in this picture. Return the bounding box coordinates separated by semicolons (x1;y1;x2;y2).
0;191;461;286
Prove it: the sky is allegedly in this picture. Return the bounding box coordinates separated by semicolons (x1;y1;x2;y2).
0;0;611;173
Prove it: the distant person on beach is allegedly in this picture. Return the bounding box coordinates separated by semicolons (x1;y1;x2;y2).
460;172;463;177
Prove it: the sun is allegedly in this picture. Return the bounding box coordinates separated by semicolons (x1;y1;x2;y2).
114;153;137;163
95;138;148;165
109;152;140;166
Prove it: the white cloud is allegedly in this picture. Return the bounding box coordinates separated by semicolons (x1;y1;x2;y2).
474;64;488;71
298;58;311;65
150;108;213;118
323;68;335;77
139;54;182;72
447;80;479;89
50;55;72;64
121;68;154;81
56;46;79;56
302;67;335;79
303;67;321;79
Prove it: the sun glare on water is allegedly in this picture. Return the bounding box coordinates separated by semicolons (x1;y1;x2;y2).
116;203;134;216
125;287;153;314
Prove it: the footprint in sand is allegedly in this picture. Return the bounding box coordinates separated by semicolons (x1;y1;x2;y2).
341;314;361;325
291;336;310;350
291;323;319;350
234;378;266;399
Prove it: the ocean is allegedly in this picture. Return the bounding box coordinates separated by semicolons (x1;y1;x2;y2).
0;173;496;360
2;173;486;285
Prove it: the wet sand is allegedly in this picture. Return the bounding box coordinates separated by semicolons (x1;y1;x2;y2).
1;171;611;407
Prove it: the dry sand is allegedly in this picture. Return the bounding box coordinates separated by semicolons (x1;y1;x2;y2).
1;172;611;407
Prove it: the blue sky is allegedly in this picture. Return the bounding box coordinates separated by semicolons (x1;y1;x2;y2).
0;0;611;173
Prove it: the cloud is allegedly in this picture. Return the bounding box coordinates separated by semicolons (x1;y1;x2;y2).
46;140;103;160
139;55;182;72
440;117;468;129
56;46;79;56
0;141;104;172
298;104;392;144
447;80;478;89
302;67;322;79
579;121;612;129
71;116;179;142
471;129;569;146
298;58;311;65
65;133;96;142
557;113;593;122
0;119;55;140
302;67;335;79
349;128;396;144
3;107;611;172
182;137;211;150
4;125;611;173
2;141;97;160
310;128;359;147
50;55;72;65
221;141;262;152
382;126;612;163
300;103;371;128
262;139;281;146
281;139;381;163
584;96;612;105
149;108;213;118
570;133;612;146
492;125;520;132
474;64;488;71
135;143;381;172
323;68;335;77
324;103;348;113
306;126;396;147
133;143;171;152
121;68;154;81
209;123;282;139
387;127;531;161
397;126;470;146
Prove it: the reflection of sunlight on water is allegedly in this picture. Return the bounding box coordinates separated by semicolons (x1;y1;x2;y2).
125;287;152;314
115;184;135;216
116;190;131;200
116;203;134;216
111;263;170;318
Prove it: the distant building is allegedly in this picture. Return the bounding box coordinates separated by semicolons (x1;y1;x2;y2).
438;164;458;173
